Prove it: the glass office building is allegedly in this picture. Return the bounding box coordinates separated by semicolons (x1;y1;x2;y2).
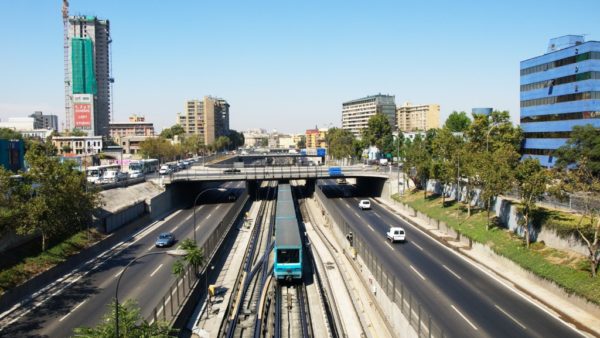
520;35;600;167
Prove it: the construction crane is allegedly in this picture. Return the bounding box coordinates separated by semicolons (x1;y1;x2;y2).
62;0;71;131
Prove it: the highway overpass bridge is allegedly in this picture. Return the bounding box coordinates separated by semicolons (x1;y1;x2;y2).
159;165;395;197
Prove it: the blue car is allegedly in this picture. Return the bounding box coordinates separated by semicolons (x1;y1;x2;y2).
155;232;175;247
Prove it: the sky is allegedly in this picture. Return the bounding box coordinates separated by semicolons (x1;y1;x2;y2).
1;0;600;134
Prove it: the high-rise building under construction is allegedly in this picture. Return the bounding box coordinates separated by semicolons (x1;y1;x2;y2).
64;12;112;136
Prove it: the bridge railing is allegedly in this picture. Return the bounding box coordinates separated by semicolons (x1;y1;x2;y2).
165;165;390;182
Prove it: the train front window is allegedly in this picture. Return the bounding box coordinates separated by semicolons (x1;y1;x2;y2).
277;249;299;263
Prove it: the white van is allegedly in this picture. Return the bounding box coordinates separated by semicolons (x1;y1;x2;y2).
358;200;371;210
386;227;406;243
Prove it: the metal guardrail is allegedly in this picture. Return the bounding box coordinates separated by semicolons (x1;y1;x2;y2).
315;186;446;338
146;189;250;325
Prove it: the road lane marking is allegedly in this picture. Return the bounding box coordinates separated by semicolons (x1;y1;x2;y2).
207;213;212;219
451;305;478;331
59;300;87;322
147;245;154;252
409;265;426;281
114;269;124;278
368;224;375;232
346;204;350;208
494;304;527;330
374;213;382;219
442;264;462;280
353;212;361;218
150;264;163;277
385;242;394;250
411;242;424;251
216;204;221;210
172;224;180;231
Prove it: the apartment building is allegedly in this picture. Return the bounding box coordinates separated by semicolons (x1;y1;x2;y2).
177;96;230;146
342;94;396;138
396;102;440;132
305;128;328;149
52;135;103;156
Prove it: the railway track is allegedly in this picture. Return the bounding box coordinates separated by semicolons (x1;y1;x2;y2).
224;181;277;338
274;283;311;338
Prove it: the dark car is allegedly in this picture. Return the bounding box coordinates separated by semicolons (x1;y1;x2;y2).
223;168;241;174
155;232;175;247
228;193;237;201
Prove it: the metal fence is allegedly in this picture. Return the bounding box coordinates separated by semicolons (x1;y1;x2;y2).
503;189;600;214
146;189;250;325
315;186;446;338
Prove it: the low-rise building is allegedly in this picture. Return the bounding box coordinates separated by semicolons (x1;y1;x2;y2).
52;135;103;156
115;135;155;156
109;115;155;139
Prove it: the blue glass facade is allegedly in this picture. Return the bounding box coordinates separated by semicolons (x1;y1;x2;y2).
520;35;600;167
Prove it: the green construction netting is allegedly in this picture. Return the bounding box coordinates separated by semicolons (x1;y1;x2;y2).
71;38;97;95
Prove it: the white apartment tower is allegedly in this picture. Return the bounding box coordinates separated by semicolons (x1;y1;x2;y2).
341;94;396;138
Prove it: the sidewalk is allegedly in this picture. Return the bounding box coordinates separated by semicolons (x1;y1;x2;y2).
376;196;600;337
304;198;394;338
187;201;260;337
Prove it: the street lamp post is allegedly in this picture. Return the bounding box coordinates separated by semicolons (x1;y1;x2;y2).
192;188;227;244
485;122;501;228
115;249;186;337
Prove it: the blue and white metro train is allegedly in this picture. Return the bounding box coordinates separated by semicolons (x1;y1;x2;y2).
273;184;303;281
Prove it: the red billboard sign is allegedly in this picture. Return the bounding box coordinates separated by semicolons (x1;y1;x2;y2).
74;103;92;128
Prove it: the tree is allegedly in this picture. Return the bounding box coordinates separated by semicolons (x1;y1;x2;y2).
403;135;432;196
214;136;231;152
73;299;176;337
480;144;519;229
182;134;204;156
444;111;471;132
554;124;600;176
361;113;394;154
0;127;22;139
0;168;27;234
515;158;549;248
326;128;356;160
160;124;185;140
550;160;600;277
139;137;173;163
173;238;205;278
16;141;100;251
297;135;306;149
431;128;463;207
227;130;245;150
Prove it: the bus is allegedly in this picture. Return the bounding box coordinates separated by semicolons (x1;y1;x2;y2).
86;164;121;184
129;159;159;177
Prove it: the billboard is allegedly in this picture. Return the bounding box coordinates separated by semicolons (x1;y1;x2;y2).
72;94;94;131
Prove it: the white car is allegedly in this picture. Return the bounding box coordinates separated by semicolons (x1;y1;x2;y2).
386;227;406;243
159;165;172;175
358;200;371;210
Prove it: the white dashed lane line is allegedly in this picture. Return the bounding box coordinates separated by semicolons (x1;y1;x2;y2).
411;242;424;251
367;224;375;232
442;264;462;280
150;264;163;277
451;305;478;331
385;242;394;250
59;300;87;322
494;304;527;330
409;265;426;281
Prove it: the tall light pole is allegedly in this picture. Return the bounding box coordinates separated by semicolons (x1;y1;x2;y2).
115;249;186;337
192;188;227;244
485;122;501;228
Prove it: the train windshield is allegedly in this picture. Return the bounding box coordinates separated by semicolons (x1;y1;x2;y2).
277;249;299;264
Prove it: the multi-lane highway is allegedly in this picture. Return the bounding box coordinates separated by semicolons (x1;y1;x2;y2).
321;181;584;338
0;182;244;338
